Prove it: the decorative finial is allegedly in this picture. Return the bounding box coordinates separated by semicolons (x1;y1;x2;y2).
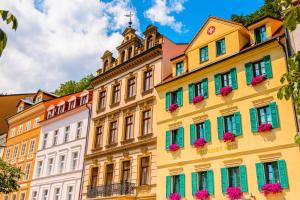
125;11;133;28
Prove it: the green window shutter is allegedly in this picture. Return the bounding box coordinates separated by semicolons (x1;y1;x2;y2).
239;165;248;192
178;127;184;148
203;78;208;99
207;170;214;195
250;108;258;133
270;102;279;128
190;124;196;145
277;160;289;189
214;74;221;95
188;84;195;103
217;116;224;140
255;162;265;191
192;172;198;196
177;87;183;107
264;55;273;78
230;68;238;89
245;62;253;85
166;176;171;198
165;130;171;150
221;168;228;194
204;120;211;142
234;112;242;136
179;174;185;197
166;92;170;111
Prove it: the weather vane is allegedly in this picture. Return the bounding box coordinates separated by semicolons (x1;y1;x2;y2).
125;11;133;28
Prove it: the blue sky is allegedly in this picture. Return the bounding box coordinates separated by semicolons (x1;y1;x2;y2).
1;0;265;93
132;0;264;43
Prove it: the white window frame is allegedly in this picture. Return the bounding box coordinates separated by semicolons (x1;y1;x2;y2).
11;128;16;137
24;163;31;180
42;133;48;149
47;157;54;176
25;121;31;131
76;121;83;139
68;96;76;110
12;145;19;159
71;151;79;171
53;130;59;146
33;118;40;128
31;191;38;200
66;185;74;200
42;189;49;200
58;154;66;173
5;148;11;160
17;125;23;134
20;192;26;200
53;187;61;200
20;141;27;156
28;139;36;154
64;126;70;143
36;160;43;177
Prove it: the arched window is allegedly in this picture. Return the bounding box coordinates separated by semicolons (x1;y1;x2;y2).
121;50;126;63
128;47;133;59
147;35;153;49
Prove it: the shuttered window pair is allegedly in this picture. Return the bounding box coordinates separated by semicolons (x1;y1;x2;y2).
245;55;273;84
166;174;185;198
256;160;289;191
221;165;248;193
250;102;279;132
190;120;211;145
188;78;208;103
215;68;238;95
165;127;184;150
191;170;214;196
217;112;242;139
166;87;183;110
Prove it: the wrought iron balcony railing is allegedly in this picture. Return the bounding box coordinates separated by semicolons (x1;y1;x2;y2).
87;182;135;198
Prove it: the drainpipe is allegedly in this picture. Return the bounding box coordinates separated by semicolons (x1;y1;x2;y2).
277;37;300;133
79;102;92;200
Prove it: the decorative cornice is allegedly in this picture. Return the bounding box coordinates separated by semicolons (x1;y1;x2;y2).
85;137;156;160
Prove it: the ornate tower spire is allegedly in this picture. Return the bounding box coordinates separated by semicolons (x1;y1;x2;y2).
125;11;133;28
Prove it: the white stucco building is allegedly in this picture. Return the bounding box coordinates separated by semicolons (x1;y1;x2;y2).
29;90;92;200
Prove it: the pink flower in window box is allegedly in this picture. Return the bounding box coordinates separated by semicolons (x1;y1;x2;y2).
258;123;272;132
222;132;235;142
193;138;207;148
192;95;204;104
169;143;180;151
251;75;266;86
169;193;181;200
169;103;179;112
195;189;210;200
220;86;232;96
226;187;243;200
261;183;282;196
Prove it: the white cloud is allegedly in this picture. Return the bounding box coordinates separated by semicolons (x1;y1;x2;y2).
144;0;187;33
0;0;138;93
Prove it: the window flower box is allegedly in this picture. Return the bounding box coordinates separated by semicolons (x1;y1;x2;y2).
258;123;272;132
195;189;210;200
261;183;282;196
220;86;232;96
169;193;181;200
222;132;235;142
169;103;179;112
251;75;266;86
192;95;204;104
193;138;207;148
226;187;242;200
169;143;180;151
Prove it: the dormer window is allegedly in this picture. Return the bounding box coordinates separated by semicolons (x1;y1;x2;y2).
57;104;65;114
17;106;24;113
216;38;226;56
254;25;267;44
121;50;126;63
147;35;153;49
69;100;76;110
128;47;133;59
81;95;88;105
47;108;55;119
175;62;184;76
35;96;42;103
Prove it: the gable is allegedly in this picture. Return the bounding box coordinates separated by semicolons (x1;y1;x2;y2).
186;17;247;53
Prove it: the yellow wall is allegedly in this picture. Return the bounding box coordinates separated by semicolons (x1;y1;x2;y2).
1;104;44;200
156;17;300;200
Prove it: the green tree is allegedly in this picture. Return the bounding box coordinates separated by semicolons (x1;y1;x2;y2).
0;10;18;56
0;158;21;194
231;0;281;26
54;74;94;96
279;0;300;31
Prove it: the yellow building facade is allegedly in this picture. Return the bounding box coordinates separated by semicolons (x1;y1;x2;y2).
155;17;300;200
1;91;55;200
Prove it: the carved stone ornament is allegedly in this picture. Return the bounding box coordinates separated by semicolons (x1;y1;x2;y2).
107;155;113;162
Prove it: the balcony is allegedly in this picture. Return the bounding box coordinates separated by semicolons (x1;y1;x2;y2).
87;182;136;198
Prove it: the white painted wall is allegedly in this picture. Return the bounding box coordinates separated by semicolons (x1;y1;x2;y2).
29;109;90;200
